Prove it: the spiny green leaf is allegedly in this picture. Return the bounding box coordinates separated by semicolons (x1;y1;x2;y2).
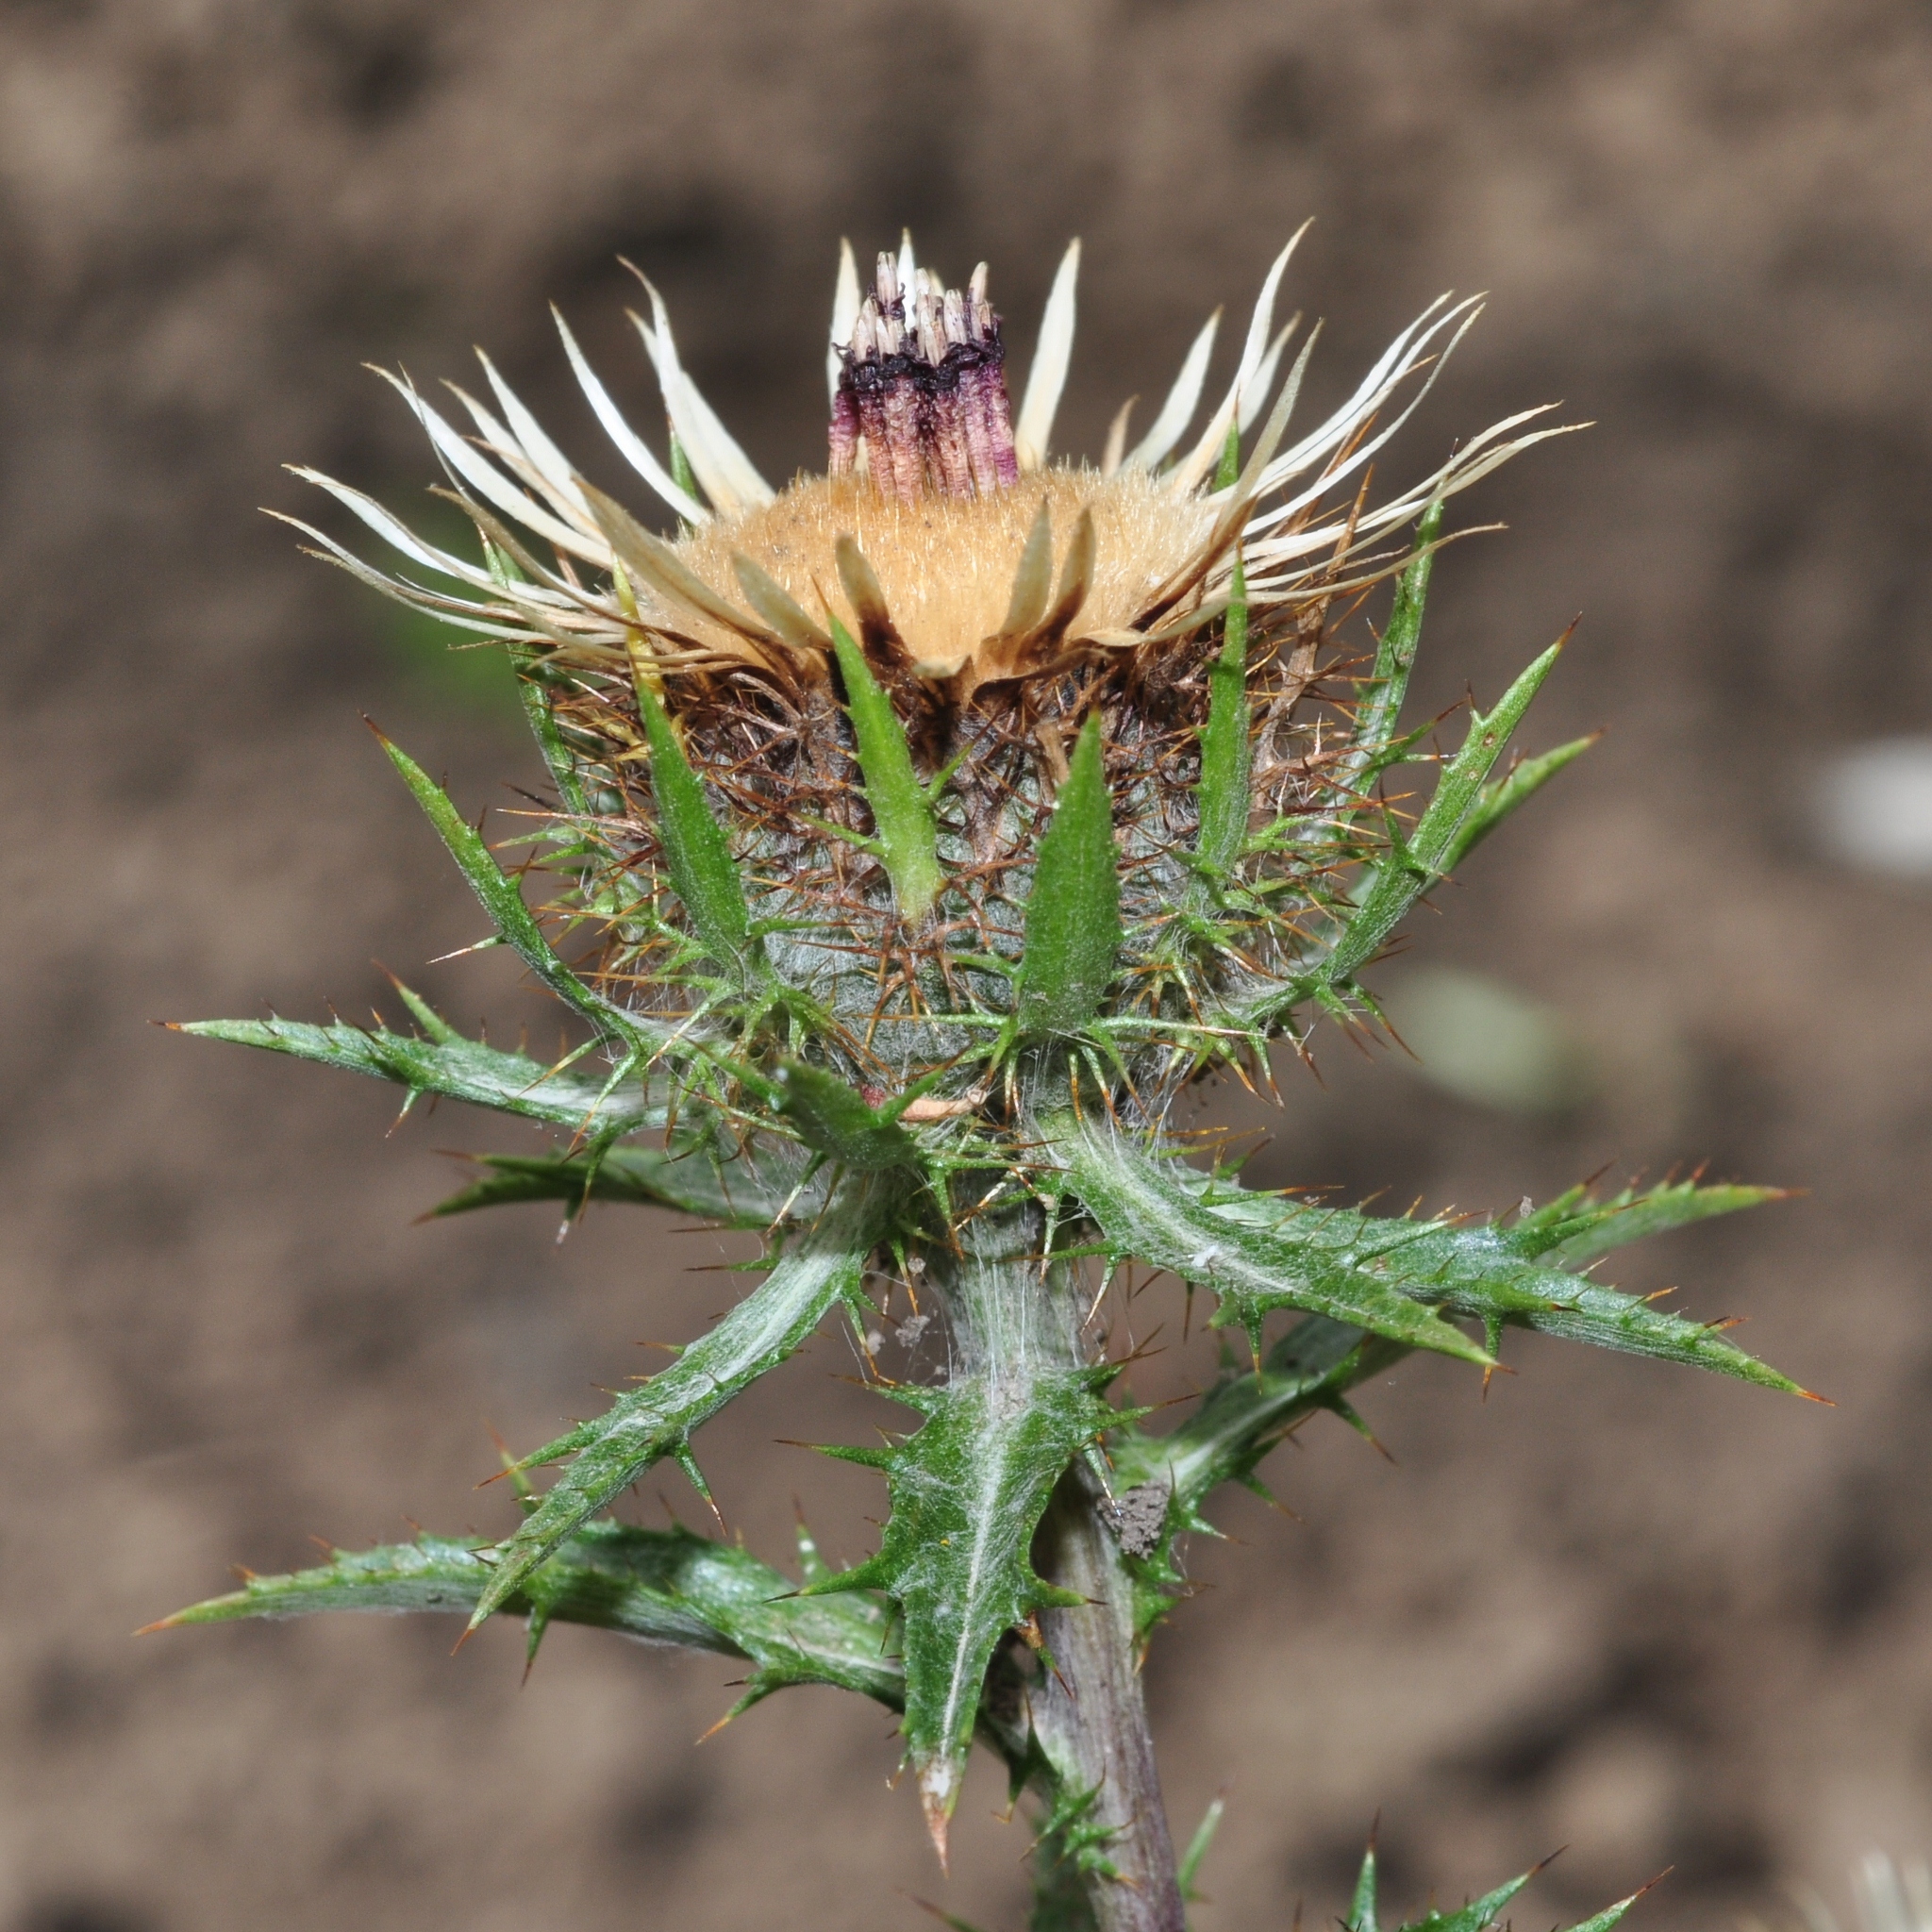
1239;627;1564;1033
1398;1867;1534;1932
1324;636;1565;989
1025;1807;1105;1932
1441;732;1597;873
1108;1172;1796;1600
1193;552;1251;883
1345;501;1441;796
808;1365;1120;1843
470;1177;886;1628
775;1059;924;1172
157;1523;902;1708
1115;1315;1403;1531
175;1011;659;1137
374;728;668;1053
1185;1171;1805;1393
1532;1175;1789;1268
828;613;944;922
1560;1891;1645;1932
428;1142;776;1227
1348;1838;1380;1932
1032;1779;1124;1897
632;678;759;977
1016;715;1122;1039
1058;1117;1491;1367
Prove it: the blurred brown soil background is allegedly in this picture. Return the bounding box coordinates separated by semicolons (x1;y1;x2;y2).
4;3;1932;1929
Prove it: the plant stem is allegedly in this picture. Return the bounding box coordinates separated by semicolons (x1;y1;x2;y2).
1030;1464;1185;1932
936;1197;1185;1932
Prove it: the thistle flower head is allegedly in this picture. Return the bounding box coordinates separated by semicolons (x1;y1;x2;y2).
283;226;1571;1140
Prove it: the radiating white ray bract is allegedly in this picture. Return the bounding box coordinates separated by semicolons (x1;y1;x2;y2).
372;368;609;568
1120;308;1221;474
1013;239;1081;473
293;226;1567;679
1239;320;1298;436
550;306;708;527
441;382;582;533
474;351;589;517
1164;221;1310;496
630;278;775;514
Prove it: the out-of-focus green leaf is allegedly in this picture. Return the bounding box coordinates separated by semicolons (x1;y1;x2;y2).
1177;1794;1226;1904
1388;967;1594;1115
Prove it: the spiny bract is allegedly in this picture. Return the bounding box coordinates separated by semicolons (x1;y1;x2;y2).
171;227;1807;1919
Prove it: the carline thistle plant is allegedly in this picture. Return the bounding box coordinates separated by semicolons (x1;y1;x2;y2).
161;226;1814;1932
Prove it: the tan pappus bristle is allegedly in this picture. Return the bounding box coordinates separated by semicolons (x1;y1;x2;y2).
670;468;1217;691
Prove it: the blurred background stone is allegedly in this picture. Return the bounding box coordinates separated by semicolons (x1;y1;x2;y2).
3;3;1929;1929
1814;740;1932;882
